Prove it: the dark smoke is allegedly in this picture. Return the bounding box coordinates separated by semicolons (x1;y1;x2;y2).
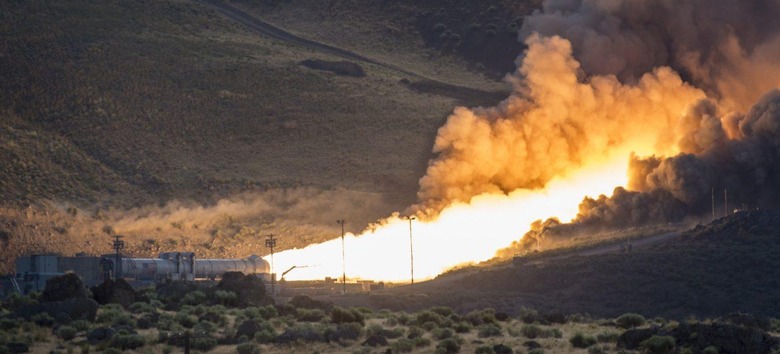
504;89;780;254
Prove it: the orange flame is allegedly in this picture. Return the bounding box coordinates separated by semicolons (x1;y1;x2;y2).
273;156;630;282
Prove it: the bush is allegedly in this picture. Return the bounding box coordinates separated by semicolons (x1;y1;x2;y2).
181;291;207;306
616;313;646;329
596;331;620;343
477;323;502;338
331;307;364;325
56;325;77;341
296;308;327;322
110;332;145;350
236;342;260;354
433;327;454;340
475;346;496;354
640;335;676;354
453;321;472;333
702;346;719;354
190;336;217;351
414;337;432;347
436;338;461;353
31;312;54;326
464;309;497;326
570;332;597;348
0;318;20;331
430;307;455;318
129;302;156;314
417;310;447;326
330;322;363;342
175;311;198;328
214;290;238;307
407;326;424;339
391;338;415;353
521;324;542;338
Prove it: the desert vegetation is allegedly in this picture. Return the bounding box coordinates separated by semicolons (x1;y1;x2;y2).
0;271;778;353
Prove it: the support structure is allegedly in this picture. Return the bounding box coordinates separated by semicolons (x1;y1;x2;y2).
336;219;346;294
112;235;125;279
403;216;416;285
264;234;277;295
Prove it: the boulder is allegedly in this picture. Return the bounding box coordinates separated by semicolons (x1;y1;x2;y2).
42;273;88;302
90;279;137;308
236;319;259;339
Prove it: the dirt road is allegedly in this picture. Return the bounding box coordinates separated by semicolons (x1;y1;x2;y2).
196;0;508;105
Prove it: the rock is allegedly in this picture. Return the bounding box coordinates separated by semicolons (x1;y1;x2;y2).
215;272;272;307
90;279;137;308
42;273;88;302
236;319;259;339
362;334;388;347
87;326;116;345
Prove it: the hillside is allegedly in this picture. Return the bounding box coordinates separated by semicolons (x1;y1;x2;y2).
349;210;780;319
0;0;537;270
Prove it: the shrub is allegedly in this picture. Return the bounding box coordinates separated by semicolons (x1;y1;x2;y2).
31;312;54;326
640;335;676;354
406;326;424;339
110;332;145;350
0;318;20;331
436;338;461;353
570;332;597;348
214;290;238;307
175;311;198;328
236;342;260;354
275;323;327;343
521;324;542;338
453;321;472;333
422;321;438;331
56;325;77;341
596;331;620;343
475;346;496;354
391;338;415;353
417;310;447;326
702;346;719;354
330;322;363;342
464;309;497;326
477;323;502;338
129;302;156;314
181;291;207;306
616;313;646;329
331;307;364;325
296;308;327;322
190;336;217;351
433;328;454;340
430;307;455;318
528;349;544;354
414;337;432;347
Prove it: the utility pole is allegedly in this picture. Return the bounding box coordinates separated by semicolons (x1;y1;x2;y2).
264;234;277;295
711;188;715;221
112;234;124;280
336;219;346;294
402;216;416;285
724;189;728;217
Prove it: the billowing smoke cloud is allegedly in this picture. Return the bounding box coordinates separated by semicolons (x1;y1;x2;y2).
417;0;780;219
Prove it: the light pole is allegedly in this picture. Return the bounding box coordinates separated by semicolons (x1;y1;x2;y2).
264;234;277;295
336;219;346;294
403;216;415;285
